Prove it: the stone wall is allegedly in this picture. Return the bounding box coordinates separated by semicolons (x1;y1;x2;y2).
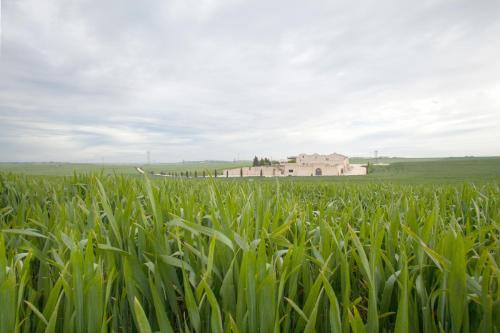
223;166;281;177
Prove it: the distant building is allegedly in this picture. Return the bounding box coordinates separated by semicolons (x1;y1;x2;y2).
223;153;366;177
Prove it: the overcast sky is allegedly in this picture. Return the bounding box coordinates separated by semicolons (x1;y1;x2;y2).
1;0;499;162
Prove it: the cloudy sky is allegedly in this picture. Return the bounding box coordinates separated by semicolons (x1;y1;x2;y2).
1;0;499;162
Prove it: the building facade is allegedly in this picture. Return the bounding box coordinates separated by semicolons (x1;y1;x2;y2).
223;153;365;177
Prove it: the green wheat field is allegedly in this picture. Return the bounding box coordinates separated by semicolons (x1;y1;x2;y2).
0;158;499;332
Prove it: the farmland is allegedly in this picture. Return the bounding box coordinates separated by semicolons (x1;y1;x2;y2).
2;156;500;183
0;159;499;332
0;161;250;177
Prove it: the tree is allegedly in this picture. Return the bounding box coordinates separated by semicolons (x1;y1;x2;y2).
194;171;198;178
259;158;265;166
180;171;184;177
260;169;263;177
202;170;206;178
366;162;373;174
253;156;259;167
240;168;243;177
214;169;217;177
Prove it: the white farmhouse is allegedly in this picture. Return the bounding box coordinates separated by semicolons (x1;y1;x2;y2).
223;153;366;177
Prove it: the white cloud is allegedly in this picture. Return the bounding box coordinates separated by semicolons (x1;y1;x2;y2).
1;0;499;162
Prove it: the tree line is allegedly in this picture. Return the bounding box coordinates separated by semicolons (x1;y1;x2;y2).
252;156;276;166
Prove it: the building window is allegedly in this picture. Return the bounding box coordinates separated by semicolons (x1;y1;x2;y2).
288;169;293;173
315;168;322;176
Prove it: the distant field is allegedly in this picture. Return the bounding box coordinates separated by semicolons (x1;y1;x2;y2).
365;156;500;183
141;161;251;175
0;163;138;176
349;156;488;164
0;161;251;177
1;157;499;183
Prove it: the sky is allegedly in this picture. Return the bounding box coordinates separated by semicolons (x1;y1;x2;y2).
1;0;499;163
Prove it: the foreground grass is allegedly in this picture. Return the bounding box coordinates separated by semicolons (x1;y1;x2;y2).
0;173;499;332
